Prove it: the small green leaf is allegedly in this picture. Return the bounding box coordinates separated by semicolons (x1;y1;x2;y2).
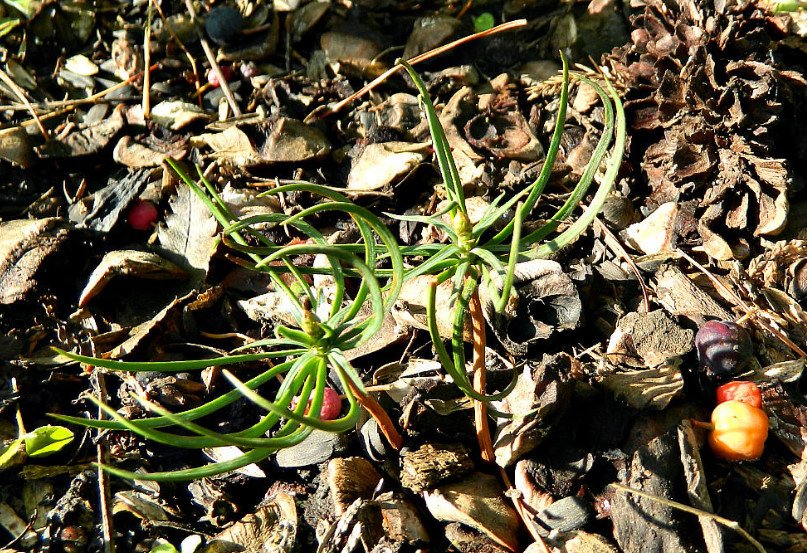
149;539;180;553
23;425;74;458
0;438;25;469
0;17;21;39
473;12;495;33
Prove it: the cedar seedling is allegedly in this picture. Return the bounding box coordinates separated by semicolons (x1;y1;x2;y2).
392;56;625;403
390;57;625;460
53;162;404;481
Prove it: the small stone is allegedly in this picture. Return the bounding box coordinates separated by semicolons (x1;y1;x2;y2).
275;429;346;468
534;496;592;536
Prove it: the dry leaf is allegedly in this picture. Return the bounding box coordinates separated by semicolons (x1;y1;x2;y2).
0;127;33;168
78;250;187;307
653;264;732;321
393;275;472;341
207;494;297;553
37;104;125;159
600;364;683;410
423;472;520;551
0;218;70;305
157;181;219;286
482;260;581;356
113;135;187;168
192;118;330;167
492;354;573;467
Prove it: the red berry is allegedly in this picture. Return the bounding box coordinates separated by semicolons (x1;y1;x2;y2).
318;387;342;421
207;65;235;88
126;199;158;230
716;381;763;409
296;387;343;420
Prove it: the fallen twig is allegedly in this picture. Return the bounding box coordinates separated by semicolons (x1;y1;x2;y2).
593;217;651;313
182;0;242;117
94;372;116;553
470;287;495;464
0;68;49;140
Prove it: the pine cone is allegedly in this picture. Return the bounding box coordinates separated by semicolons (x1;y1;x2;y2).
608;0;807;260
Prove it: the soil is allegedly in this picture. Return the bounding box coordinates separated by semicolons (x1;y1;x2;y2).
1;1;807;552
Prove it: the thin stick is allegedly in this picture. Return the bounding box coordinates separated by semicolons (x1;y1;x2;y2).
183;0;241;117
142;0;153;118
455;0;474;19
9;64;159;131
343;378;404;450
0;68;49;140
94;372;116;553
150;0;203;107
498;467;550;551
10;377;25;436
610;483;767;553
319;19;527;118
470;287;495;463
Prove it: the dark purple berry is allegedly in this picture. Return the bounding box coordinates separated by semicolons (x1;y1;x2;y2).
204;6;243;46
695;320;753;380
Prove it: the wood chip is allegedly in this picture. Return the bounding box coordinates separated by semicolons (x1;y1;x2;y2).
327;457;382;516
401;443;474;493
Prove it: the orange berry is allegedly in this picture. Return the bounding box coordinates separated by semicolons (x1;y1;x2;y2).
708;400;768;461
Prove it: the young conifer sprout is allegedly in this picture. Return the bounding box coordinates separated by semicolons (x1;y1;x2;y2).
392;56;626;405
53;161;404;481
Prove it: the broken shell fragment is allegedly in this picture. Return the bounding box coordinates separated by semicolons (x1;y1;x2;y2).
481;260;581;356
347;142;429;191
623;202;679;255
